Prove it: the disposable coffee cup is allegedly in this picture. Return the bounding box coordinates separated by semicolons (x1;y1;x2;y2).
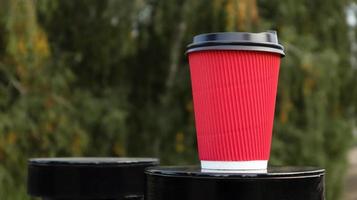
187;31;285;171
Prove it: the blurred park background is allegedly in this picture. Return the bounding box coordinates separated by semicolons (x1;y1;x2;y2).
0;0;357;199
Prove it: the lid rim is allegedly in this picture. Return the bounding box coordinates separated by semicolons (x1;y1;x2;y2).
186;45;285;56
187;41;284;50
187;31;285;56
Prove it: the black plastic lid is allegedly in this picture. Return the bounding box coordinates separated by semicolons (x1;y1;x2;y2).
187;31;285;56
145;166;325;200
28;157;159;199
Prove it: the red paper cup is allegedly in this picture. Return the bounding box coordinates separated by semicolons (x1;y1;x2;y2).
187;31;285;171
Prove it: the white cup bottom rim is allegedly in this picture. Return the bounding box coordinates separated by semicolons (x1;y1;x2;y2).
201;160;268;171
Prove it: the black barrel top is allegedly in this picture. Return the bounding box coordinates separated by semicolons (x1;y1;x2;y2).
146;166;325;200
28;157;159;199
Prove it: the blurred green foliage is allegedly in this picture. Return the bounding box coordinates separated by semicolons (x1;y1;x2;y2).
0;0;356;199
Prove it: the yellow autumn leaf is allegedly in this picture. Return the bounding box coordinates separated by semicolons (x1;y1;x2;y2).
176;131;185;142
176;143;185;153
0;147;5;161
303;78;315;96
186;101;193;113
71;134;83;155
113;142;126;156
175;132;185;153
33;29;50;58
6;132;17;145
17;37;27;56
279;94;293;124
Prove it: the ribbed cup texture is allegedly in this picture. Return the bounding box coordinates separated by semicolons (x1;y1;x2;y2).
188;50;281;161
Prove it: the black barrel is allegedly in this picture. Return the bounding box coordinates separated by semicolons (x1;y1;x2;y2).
146;166;325;200
28;157;159;200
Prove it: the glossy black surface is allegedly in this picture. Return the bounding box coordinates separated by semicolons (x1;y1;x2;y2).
28;157;159;199
29;157;157;166
146;166;325;200
187;31;285;56
146;166;324;178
